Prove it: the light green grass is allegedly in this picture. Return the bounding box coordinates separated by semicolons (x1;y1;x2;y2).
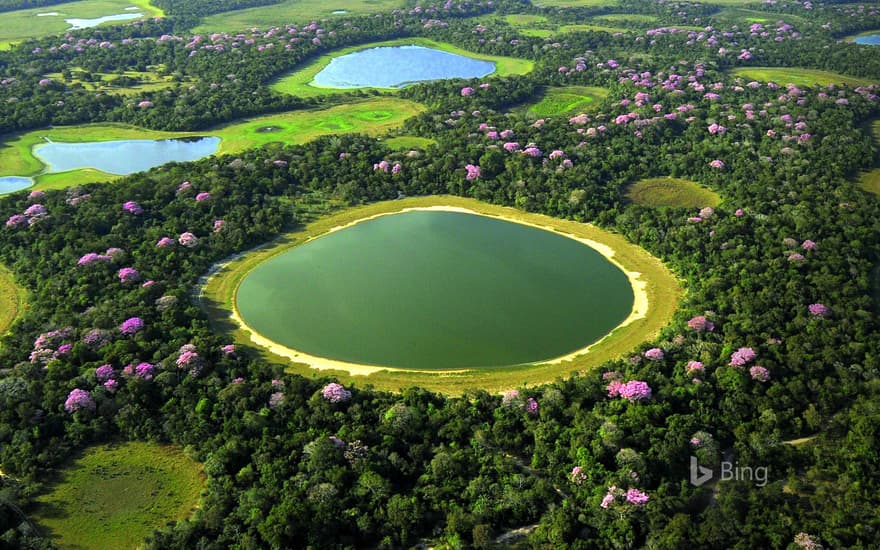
859;119;880;196
0;263;27;344
383;136;436;150
729;67;876;88
714;7;805;25
534;0;619;7
595;14;659;24
43;66;183;96
0;0;162;49
625;177;722;208
504;14;549;26
859;169;880;196
0;98;424;191
526;86;609;117
32;442;203;550
200;195;681;395
270;38;534;98
192;0;404;33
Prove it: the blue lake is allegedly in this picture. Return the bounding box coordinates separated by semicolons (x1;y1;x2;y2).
66;13;143;29
0;176;33;194
854;34;880;45
312;45;495;89
33;137;220;175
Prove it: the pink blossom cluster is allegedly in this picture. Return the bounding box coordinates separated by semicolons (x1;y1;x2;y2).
608;380;652;401
221;344;236;356
729;347;757;366
195;192;211;202
156;237;176;247
178;232;198;247
687;315;715;332
120;317;144;335
5;203;48;228
808;303;830;317
464;164;481;180
750;365;770;382
570;466;587;485
122;201;143;215
501;389;520;406
644;347;665;361
269;392;285;408
78;252;112;266
117;267;140;284
526;397;539;415
321;382;351;403
64;388;95;413
685;361;705;375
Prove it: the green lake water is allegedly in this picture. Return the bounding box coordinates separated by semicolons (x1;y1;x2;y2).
236;210;634;369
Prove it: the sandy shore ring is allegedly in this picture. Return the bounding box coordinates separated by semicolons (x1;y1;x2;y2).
219;205;650;376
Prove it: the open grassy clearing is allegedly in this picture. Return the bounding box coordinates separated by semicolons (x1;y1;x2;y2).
729;67;876;88
43;66;185;96
270;38;533;98
0;98;424;191
383;136;436;150
625;177;722;208
192;0;404;33
32;441;203;550
594;13;660;24
534;0;619;7
0;0;162;49
0;263;27;344
858;119;880;196
714;7;805;25
200;195;681;395
526;86;609;117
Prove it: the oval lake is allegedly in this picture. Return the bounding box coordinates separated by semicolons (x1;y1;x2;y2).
312;45;496;89
33;137;220;175
236;210;635;370
854;34;880;45
0;176;33;194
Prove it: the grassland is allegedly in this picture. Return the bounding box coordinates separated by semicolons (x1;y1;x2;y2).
0;263;26;343
270;38;534;98
714;7;804;25
526;86;609;117
0;0;162;49
729;67;876;88
193;0;404;33
534;0;619;7
32;442;203;550
625;177;722;208
43;67;183;96
0;98;424;191
200;195;681;395
383;136;436;150
858;120;880;196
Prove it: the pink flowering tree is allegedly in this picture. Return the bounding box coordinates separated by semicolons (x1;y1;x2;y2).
321;382;351;403
120;317;144;336
687;316;714;332
643;348;664;361
729;347;756;366
808;303;830;317
64;388;95;413
117;267;140;284
749;365;770;382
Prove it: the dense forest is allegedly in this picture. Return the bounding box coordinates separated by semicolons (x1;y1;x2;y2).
1;0;880;547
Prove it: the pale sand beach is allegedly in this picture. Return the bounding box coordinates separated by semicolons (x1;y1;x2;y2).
217;204;652;376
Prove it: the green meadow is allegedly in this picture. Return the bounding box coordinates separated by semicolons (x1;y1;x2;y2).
193;0;405;33
526;86;610;117
43;66;184;96
625;177;722;208
0;0;162;49
200;196;681;395
32;442;203;550
0;98;424;191
729;67;876;88
534;0;620;7
383;136;436;150
270;38;534;98
0;263;26;343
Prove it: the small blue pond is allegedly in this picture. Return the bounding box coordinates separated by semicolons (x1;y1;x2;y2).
33;137;220;175
312;45;495;89
0;176;33;194
66;13;143;29
854;34;880;45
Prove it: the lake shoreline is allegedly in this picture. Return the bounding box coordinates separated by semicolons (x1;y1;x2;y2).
223;204;651;376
